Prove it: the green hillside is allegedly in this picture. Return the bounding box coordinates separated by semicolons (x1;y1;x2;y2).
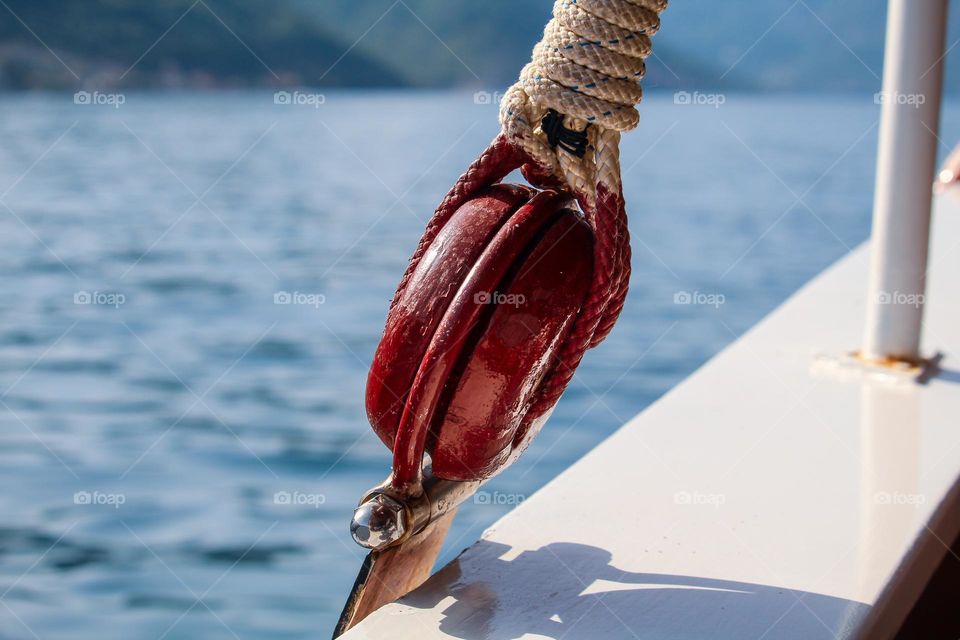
0;0;405;89
3;0;958;91
294;0;727;89
298;0;960;92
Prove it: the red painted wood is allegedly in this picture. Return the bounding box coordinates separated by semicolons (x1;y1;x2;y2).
366;185;533;450
366;186;594;490
430;207;593;480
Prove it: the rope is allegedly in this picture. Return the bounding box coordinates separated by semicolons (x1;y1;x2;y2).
388;0;667;471
502;0;667;441
501;0;666;201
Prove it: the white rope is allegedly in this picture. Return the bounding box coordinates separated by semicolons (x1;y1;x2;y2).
500;0;667;203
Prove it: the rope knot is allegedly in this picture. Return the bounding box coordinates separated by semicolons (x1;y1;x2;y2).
500;0;667;198
540;109;590;158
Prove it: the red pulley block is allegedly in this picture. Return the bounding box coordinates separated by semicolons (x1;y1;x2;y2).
335;0;661;625
338;131;630;640
366;184;594;490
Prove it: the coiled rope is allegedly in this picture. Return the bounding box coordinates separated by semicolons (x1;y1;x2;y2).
501;0;666;202
392;0;668;460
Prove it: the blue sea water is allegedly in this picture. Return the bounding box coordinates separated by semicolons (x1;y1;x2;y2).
0;90;956;638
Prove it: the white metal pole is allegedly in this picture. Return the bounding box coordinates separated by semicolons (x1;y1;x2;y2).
863;0;948;362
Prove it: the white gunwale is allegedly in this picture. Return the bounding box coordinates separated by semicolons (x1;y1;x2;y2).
342;193;960;639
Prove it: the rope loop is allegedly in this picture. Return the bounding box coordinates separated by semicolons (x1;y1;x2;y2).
497;0;667;430
499;0;666;199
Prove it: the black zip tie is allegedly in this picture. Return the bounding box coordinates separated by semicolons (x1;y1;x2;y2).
540;109;590;158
